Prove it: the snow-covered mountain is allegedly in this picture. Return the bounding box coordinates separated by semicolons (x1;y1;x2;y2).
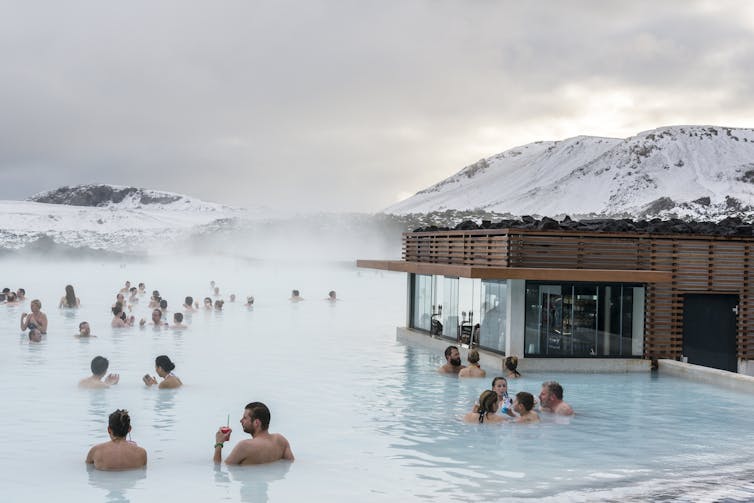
0;185;244;253
385;125;754;221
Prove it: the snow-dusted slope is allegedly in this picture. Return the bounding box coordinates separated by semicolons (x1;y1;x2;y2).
0;185;244;252
386;126;754;220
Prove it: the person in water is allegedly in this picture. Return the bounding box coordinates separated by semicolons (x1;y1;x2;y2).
458;349;486;378
213;402;294;465
289;290;303;302
491;377;515;417
513;392;540;423
463;390;505;424
77;321;94;338
59;284;81;308
143;355;182;389
539;381;574;416
183;296;197;311
326;290;337;301
171;312;187;329
504;356;522;379
139;309;168;328
111;303;134;328
79;356;119;389
20;299;48;334
85;409;147;471
438;345;465;374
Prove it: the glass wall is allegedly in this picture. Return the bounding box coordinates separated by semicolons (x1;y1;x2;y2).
442;277;459;340
410;274;433;331
524;281;642;357
479;280;507;353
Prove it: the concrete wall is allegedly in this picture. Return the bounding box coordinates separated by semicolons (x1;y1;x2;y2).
397;327;650;373
659;359;754;393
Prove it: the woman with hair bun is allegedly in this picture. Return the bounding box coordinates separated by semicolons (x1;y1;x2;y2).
85;409;147;470
463;390;506;424
504;356;522;379
143;355;182;389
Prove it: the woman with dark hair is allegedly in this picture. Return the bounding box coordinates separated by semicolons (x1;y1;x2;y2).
85;409;147;470
504;356;522;379
111;302;134;328
463;390;505;424
59;284;80;308
143;355;182;389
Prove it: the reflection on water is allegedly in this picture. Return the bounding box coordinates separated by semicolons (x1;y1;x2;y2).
228;462;291;503
86;464;147;503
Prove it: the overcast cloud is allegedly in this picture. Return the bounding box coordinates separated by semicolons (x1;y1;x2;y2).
1;0;753;212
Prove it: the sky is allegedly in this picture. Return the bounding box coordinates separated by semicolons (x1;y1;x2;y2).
1;0;754;213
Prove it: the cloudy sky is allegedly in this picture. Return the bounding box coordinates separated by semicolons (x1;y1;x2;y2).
1;1;753;212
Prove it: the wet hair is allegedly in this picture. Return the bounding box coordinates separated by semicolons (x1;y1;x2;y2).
491;376;507;389
246;296;255;304
79;321;89;330
129;287;137;294
159;299;168;309
151;309;162;319
444;345;458;359
17;288;25;295
155;355;175;372
112;303;123;316
64;285;77;307
91;356;109;376
214;300;224;309
173;312;183;323
152;290;160;297
108;409;131;438
468;349;480;364
185;296;193;305
245;402;271;430
516;391;535;412
291;290;299;297
28;329;42;342
204;297;212;305
30;299;41;309
328;290;336;298
1;288;9;294
138;283;145;288
7;292;17;302
477;390;499;423
542;380;564;400
505;356;521;377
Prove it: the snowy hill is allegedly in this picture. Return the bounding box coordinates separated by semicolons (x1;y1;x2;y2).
0;185;244;253
385;125;754;221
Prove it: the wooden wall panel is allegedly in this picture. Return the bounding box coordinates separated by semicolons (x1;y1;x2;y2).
403;228;754;361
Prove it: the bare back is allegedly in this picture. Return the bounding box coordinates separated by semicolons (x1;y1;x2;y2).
458;366;486;378
86;440;147;471
226;432;294;465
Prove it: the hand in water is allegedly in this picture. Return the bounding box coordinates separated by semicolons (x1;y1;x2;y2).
105;373;120;385
143;374;157;386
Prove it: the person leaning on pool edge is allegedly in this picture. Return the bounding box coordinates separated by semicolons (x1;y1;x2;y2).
213;402;294;465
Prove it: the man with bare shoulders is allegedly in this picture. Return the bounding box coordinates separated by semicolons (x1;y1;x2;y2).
213;402;294;465
438;345;466;374
539;380;574;416
86;409;147;471
458;349;486;378
79;356;119;389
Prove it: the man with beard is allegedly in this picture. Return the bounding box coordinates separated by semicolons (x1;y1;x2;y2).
213;402;294;465
539;380;574;416
438;345;466;374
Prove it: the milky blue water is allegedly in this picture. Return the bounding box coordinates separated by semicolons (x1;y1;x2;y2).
2;256;754;502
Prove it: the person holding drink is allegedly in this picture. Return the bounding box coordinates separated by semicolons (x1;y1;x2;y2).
213;402;294;465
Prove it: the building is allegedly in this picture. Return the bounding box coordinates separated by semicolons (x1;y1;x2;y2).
358;219;754;375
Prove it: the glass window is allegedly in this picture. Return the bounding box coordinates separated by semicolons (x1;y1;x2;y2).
441;277;459;340
524;281;642;357
479;280;507;353
410;274;433;331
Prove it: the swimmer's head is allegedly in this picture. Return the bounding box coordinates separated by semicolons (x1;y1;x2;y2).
185;296;193;306
229;294;236;302
214;300;224;310
112;303;123;316
467;349;480;364
108;409;131;438
151;309;162;323
28;329;42;342
155;355;175;373
204;297;212;307
478;390;499;416
244;402;271;432
504;356;518;371
291;290;299;297
328;290;336;299
79;321;91;336
173;312;183;323
246;296;255;304
91;356;109;376
515;391;535;412
159;299;168;309
491;376;508;394
30;299;42;311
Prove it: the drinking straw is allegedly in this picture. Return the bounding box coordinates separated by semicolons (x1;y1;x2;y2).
227;414;230;427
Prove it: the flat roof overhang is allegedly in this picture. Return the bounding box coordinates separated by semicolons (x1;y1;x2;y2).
356;260;672;283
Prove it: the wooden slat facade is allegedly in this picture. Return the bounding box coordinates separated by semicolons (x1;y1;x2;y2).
399;228;754;360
